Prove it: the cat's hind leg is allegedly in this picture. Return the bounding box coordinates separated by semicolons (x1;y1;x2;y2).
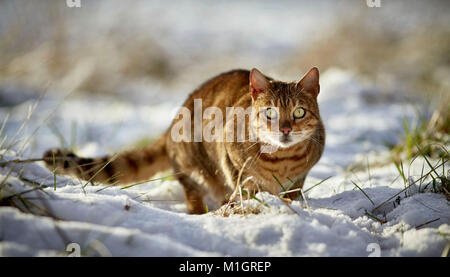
177;174;206;214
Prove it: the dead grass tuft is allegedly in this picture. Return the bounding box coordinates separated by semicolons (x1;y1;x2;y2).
214;201;262;217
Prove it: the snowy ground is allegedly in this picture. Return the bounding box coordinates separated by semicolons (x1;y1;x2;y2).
0;68;448;257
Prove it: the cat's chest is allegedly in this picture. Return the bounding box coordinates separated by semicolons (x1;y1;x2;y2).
249;145;310;184
259;155;306;178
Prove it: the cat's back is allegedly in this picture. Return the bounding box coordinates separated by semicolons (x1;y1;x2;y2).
185;69;251;108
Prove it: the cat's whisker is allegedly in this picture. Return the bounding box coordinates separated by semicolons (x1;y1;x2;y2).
244;141;259;152
306;137;324;148
309;135;324;145
247;148;264;172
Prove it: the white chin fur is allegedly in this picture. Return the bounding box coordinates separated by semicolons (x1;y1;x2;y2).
260;135;301;149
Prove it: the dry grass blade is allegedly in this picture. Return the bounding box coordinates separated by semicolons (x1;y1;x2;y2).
0;113;10;141
236;157;252;214
0;158;46;167
120;172;183;190
95;173;124;192
17;86;79;157
279;198;300;215
82;154;119;189
441;243;450;257
415;218;440;229
299;188;311;215
1;183;49;201
221;157;252;216
2;94;42;157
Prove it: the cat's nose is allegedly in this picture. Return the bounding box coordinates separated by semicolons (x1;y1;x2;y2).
280;127;292;135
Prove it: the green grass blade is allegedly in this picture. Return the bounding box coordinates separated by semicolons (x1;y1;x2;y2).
286;177;297;191
352;181;375;206
303;176;332;194
394;160;407;185
365;211;385;224
416;144;440;178
250;194;269;207
272;174;286;191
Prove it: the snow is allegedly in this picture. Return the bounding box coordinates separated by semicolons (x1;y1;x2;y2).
0;0;449;257
0;67;449;257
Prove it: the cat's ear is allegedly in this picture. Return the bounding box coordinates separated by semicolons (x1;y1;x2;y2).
297;67;320;97
250;68;270;100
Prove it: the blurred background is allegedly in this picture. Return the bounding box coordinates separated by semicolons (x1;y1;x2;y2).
1;0;449;98
0;0;448;158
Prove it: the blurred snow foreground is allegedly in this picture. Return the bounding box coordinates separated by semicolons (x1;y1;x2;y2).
0;69;449;257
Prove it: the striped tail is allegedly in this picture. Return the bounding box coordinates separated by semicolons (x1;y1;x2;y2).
43;134;171;185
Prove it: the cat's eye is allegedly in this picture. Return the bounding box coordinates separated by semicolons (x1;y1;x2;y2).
293;108;306;119
265;108;278;120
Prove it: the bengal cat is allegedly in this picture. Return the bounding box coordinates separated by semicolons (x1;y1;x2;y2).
44;67;325;214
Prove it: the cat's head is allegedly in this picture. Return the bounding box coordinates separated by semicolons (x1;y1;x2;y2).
249;67;322;149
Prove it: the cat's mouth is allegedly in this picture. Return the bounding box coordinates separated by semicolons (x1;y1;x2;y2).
280;134;291;143
277;134;299;148
259;130;314;149
261;133;299;149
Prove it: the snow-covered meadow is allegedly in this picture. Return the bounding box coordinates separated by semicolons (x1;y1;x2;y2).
0;68;448;257
0;0;449;257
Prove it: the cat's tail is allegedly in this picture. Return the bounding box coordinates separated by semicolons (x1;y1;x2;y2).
43;134;171;185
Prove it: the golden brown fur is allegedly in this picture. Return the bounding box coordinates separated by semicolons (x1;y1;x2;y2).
44;68;325;214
